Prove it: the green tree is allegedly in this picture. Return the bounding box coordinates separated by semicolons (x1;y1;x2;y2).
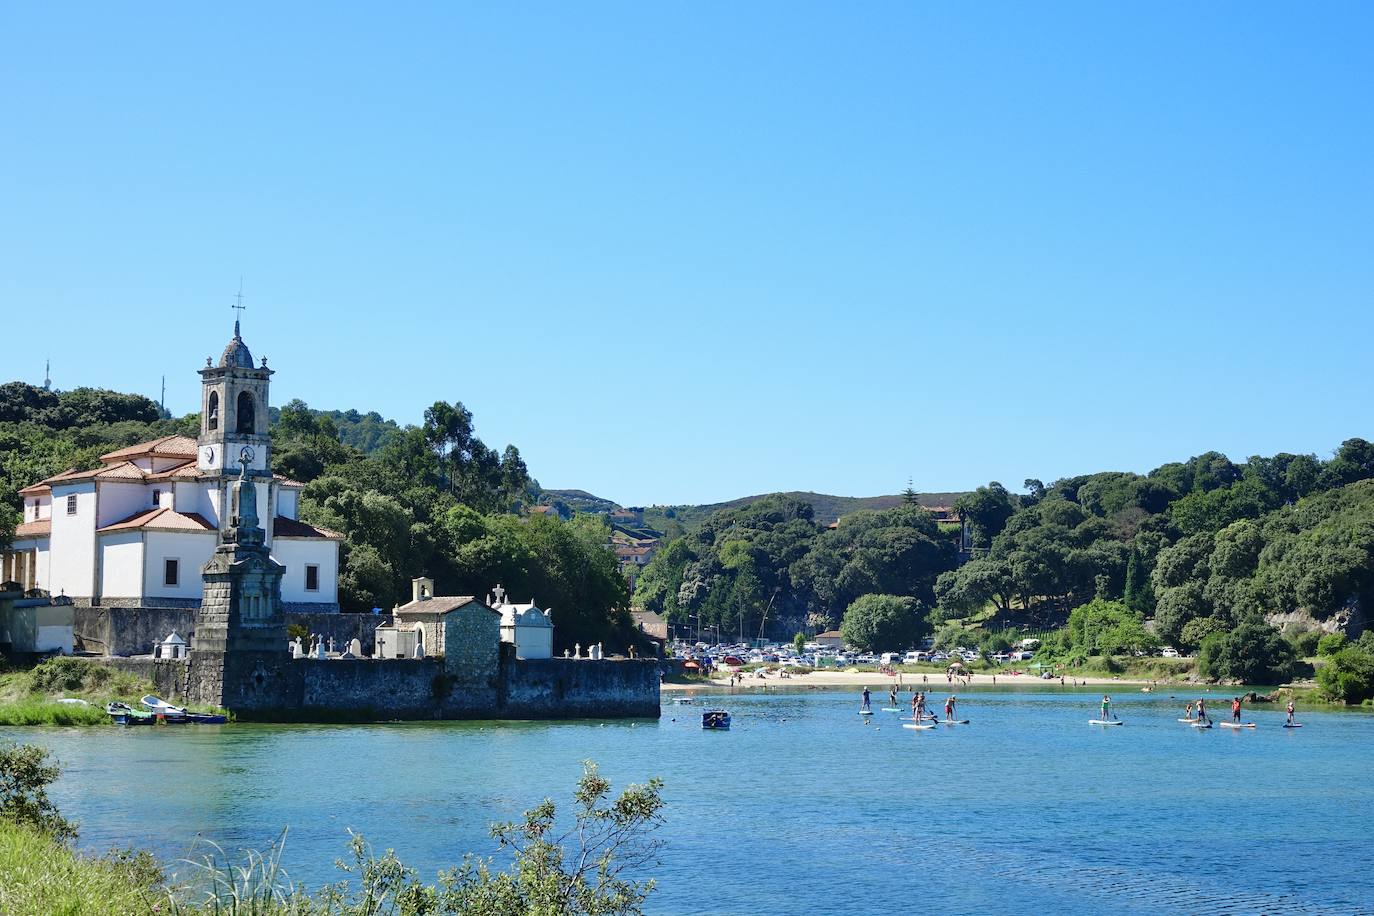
1316;645;1374;704
1197;617;1295;684
954;482;1018;548
0;742;76;843
1316;632;1348;656
793;631;806;654
839;594;925;653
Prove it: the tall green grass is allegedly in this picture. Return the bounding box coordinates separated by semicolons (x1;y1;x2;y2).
0;821;162;915
0;698;108;726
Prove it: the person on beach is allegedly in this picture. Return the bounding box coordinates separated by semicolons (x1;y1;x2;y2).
945;695;957;722
1286;698;1295;725
923;674;929;685
1231;696;1242;723
861;686;871;712
1100;695;1111;721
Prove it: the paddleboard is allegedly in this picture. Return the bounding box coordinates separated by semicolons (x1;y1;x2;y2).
859;710;874;716
1088;719;1123;726
1191;722;1212;729
940;719;971;725
902;723;936;730
1283;723;1304;728
880;707;901;712
1219;721;1256;729
1177;718;1199;723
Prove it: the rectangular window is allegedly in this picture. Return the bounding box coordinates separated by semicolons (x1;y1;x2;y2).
305;564;320;592
152;489;162;507
66;494;78;515
164;558;179;587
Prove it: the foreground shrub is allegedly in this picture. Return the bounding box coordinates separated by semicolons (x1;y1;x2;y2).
0;741;76;842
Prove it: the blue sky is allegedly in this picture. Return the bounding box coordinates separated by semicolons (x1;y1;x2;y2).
2;3;1371;506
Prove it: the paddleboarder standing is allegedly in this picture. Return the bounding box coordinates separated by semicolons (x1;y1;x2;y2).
889;685;898;709
1100;694;1112;721
1286;698;1296;725
945;694;957;722
861;686;871;712
1197;697;1209;725
1231;696;1242;724
1184;700;1195;721
916;691;928;721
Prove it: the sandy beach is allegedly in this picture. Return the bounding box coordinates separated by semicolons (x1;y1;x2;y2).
662;669;1166;690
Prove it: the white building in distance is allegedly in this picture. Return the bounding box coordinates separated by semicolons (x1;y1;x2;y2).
5;322;341;610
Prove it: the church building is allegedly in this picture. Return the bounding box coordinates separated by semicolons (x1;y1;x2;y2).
6;322;341;611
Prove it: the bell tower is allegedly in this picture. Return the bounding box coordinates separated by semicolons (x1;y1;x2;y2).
197;318;273;477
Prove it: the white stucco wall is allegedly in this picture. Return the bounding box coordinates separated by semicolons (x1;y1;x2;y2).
48;483;96;599
97;482;149;528
273;538;339;604
99;532;145;598
144;531;217;600
501;624;554;659
277;487;299;519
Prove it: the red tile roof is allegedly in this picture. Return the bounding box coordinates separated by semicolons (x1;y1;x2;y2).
272;516;344;540
14;519;51;539
98;508;215;533
98;435;199;463
18;482;50;495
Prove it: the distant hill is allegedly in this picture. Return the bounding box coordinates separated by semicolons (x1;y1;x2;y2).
643;491;967;531
540;487;968;532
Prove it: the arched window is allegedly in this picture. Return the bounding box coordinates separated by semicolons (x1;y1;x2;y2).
236;391;255;434
207;391;219;431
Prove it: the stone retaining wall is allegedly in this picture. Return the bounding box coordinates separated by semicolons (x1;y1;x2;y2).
77;606;384;656
100;653;661;721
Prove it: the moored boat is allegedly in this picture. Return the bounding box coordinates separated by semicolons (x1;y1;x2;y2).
701;709;731;730
106;702;154;726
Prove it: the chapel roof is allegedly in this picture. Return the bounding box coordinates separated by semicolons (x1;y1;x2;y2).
394;595;497;617
14;519;51;539
98;508;215;533
272;516;344;540
99;435;199;463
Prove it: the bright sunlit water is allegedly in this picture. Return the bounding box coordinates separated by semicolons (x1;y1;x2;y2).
7;687;1374;915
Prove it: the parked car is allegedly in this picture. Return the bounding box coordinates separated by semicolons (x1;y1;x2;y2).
1161;647;1180;658
903;651;926;664
930;652;949;663
1011;650;1035;661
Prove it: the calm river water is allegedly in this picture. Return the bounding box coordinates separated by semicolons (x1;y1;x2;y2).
6;687;1374;915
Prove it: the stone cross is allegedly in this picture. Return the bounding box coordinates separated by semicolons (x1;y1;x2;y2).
492;584;506;605
328;636;336;654
575;642;581;659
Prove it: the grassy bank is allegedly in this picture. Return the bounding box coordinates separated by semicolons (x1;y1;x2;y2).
0;657;228;726
0;821;161;915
